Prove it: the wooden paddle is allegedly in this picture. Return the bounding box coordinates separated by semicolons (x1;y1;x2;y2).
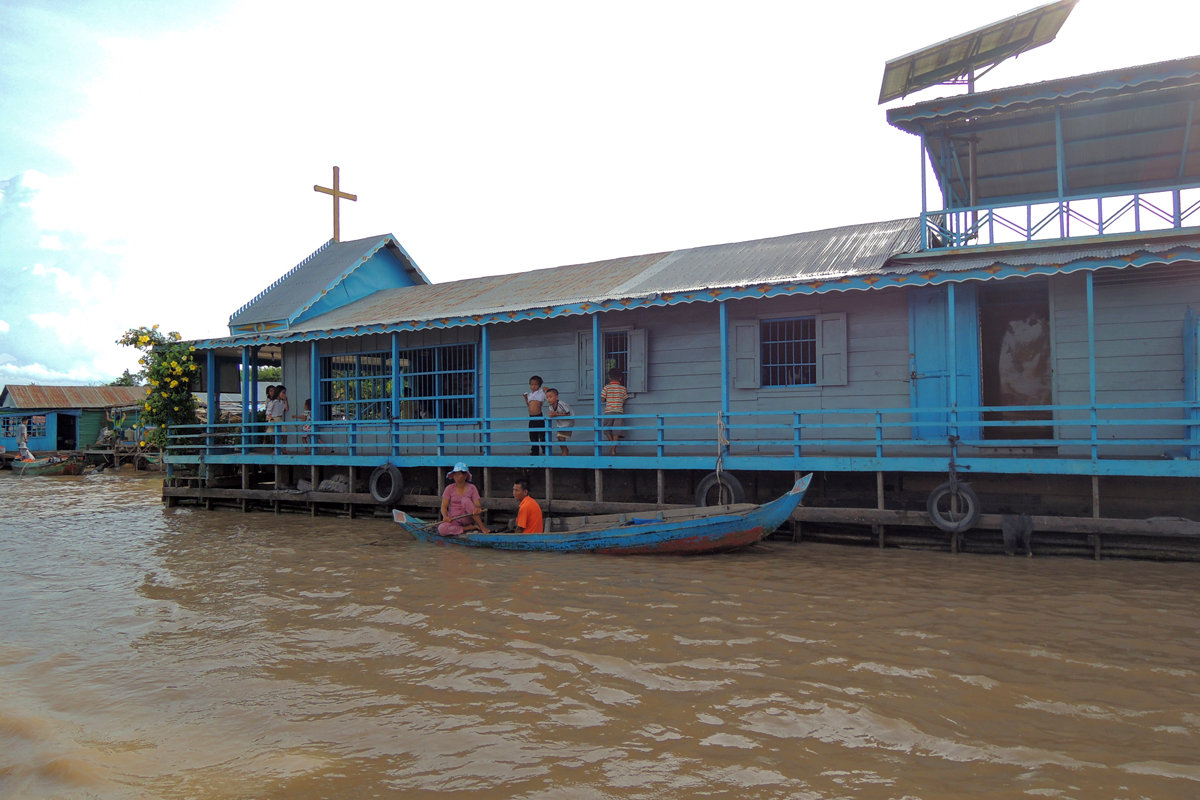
407;512;487;534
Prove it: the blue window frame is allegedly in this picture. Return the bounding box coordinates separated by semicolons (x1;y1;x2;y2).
321;351;391;421
2;415;46;439
761;317;816;387
398;343;476;420
319;343;476;422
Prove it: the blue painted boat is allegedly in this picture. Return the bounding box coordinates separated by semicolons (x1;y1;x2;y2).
392;473;812;554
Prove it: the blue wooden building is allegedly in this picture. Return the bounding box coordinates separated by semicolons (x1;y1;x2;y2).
1;385;147;455
165;48;1200;547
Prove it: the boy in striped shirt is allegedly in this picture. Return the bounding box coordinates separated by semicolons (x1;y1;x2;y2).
600;369;628;455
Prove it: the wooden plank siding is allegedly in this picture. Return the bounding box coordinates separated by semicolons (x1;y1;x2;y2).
727;289;912;450
1052;267;1200;456
245;266;1198;466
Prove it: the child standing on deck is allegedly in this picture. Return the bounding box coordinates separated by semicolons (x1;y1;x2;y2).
600;369;627;456
523;375;547;456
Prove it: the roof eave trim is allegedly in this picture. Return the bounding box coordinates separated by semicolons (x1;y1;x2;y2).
188;246;1198;351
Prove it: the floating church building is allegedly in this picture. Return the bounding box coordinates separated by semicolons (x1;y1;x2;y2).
166;2;1200;556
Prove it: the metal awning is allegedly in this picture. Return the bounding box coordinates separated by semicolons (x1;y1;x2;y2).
888;56;1200;205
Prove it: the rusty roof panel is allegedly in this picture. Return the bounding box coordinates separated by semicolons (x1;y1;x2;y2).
0;385;149;410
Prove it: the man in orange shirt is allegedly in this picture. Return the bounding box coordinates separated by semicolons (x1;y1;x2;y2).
512;479;543;533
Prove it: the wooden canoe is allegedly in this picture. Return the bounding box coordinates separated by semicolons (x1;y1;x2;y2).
392;474;812;554
15;455;83;476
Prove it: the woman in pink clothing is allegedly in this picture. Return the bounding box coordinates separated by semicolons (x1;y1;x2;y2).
439;462;489;536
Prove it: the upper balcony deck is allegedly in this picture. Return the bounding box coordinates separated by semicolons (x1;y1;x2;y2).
887;56;1200;253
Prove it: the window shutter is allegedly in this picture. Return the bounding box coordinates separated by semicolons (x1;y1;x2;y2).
577;330;593;397
816;312;847;386
732;321;760;389
627;328;648;393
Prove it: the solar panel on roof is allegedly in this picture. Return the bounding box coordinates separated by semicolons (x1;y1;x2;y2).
878;0;1077;104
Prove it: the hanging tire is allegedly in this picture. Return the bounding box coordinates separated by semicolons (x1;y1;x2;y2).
926;481;981;533
369;465;404;505
695;472;746;507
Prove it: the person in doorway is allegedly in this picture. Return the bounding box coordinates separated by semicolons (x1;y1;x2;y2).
600;369;628;456
439;462;489;536
523;375;547;456
544;387;574;456
512;478;543;533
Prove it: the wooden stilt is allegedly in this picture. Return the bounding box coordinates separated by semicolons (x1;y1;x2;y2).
874;470;886;548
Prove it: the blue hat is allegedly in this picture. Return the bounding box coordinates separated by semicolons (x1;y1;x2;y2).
446;462;472;480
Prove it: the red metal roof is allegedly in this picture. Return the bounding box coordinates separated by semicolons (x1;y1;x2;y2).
0;384;149;410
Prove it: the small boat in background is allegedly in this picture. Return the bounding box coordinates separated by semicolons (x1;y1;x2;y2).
393;474;812;555
16;454;83;477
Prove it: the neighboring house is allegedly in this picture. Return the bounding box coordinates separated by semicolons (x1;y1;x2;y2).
170;53;1200;523
0;385;148;453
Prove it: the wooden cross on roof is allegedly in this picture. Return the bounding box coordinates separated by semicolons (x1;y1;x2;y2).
314;165;357;242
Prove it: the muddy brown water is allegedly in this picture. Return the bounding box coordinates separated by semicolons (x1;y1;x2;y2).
1;471;1198;799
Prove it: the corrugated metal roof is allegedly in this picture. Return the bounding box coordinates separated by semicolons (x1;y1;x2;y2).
0;385;148;410
888;56;1200;205
289;218;922;333
228;235;429;328
883;234;1200;275
887;55;1200;131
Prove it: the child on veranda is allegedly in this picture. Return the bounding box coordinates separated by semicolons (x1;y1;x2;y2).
600;369;628;456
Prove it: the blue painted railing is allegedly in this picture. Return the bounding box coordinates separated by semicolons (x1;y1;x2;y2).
163;400;1200;479
924;182;1200;249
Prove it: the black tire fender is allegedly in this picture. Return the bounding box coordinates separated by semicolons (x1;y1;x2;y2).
369;465;404;505
695;471;746;507
926;481;981;534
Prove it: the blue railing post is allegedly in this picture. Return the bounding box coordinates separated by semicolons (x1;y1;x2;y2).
437;420;445;459
793;411;802;459
656;414;665;458
875;411;884;459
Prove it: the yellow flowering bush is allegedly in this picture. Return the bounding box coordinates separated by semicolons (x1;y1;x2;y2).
117;325;199;447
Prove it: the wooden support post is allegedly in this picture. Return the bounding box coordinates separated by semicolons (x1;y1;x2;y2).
545;467;553;504
656;469;665;505
241;464;250;512
594;469;603;503
792;470;803;543
874;470;886;548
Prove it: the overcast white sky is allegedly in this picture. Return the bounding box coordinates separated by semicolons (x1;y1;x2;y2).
0;0;1195;390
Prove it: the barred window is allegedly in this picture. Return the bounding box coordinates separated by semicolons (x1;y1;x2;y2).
602;330;629;380
399;343;476;420
761;317;816;387
320;351;392;420
319;343;476;421
2;415;46;439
